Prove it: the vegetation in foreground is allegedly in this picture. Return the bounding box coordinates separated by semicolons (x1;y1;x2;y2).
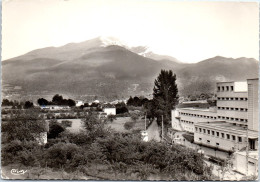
1;109;214;180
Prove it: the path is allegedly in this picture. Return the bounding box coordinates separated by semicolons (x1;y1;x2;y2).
146;121;161;142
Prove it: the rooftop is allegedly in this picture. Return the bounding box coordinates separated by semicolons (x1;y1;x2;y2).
178;107;216;113
195;121;258;138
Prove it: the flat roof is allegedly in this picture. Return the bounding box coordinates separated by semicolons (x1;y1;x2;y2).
195;121;258;138
178;107;216;113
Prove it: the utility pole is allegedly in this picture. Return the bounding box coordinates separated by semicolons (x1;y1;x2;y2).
144;113;147;130
246;125;249;179
162;115;164;141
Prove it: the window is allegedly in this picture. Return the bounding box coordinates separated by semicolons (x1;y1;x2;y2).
207;140;210;143
235;108;239;111
222;86;225;91
195;127;198;131
207;130;210;134
238;137;242;142
226;134;230;139
203;129;206;133
221;133;225;138
230;108;234;111
216;132;219;137
232;135;236;141
240;98;243;101
212;131;215;136
231;86;234;91
235;98;239;100
226;86;229;91
217;87;220;92
199;128;202;132
230;97;234;100
199;138;202;141
216;143;219;146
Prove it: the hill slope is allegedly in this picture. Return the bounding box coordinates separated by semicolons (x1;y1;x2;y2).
2;37;258;101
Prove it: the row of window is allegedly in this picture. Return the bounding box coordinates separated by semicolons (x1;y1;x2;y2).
195;127;242;142
217;115;248;122
217;97;247;101
217;107;248;112
217;86;234;92
180;120;194;124
179;112;217;119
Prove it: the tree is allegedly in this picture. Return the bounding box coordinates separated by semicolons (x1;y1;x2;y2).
153;70;178;127
52;94;63;105
2;110;47;142
38;98;49;106
48;121;65;139
2;99;14;106
24;101;34;109
68;99;76;107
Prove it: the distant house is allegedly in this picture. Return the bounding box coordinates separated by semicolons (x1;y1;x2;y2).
104;107;116;115
1;106;13;109
76;100;84;107
93;100;100;104
40;105;70;110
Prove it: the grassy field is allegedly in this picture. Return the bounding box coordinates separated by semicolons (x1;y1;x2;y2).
105;117;145;133
56;119;83;133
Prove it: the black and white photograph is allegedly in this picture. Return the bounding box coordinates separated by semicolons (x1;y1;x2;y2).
1;0;259;180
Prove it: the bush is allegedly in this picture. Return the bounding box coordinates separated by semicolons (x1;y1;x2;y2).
124;121;135;130
2;140;42;166
48;121;65;139
61;120;72;127
45;142;85;170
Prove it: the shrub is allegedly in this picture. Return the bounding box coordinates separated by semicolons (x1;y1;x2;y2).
45;142;84;170
124;121;135;130
48;121;65;139
61;120;72;127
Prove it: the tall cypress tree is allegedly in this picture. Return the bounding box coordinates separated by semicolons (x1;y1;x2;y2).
153;70;178;127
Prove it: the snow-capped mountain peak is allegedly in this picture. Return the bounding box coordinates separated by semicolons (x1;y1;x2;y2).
99;36;127;48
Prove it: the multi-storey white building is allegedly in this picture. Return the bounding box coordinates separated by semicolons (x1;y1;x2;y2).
171;107;217;133
171;79;258;152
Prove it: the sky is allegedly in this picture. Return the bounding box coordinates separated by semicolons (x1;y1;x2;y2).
2;0;259;63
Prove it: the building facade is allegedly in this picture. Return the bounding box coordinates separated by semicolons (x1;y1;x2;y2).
171;107;217;133
172;79;259;152
104;107;116;115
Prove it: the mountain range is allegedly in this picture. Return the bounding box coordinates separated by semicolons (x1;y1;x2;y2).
2;36;259;101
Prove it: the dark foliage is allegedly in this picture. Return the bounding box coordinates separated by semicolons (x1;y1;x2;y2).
48;121;65;139
153;70;178;127
38;98;49;106
24;101;34;109
127;96;149;107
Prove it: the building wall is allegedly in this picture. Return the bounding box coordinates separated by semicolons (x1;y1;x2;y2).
216;82;248;126
233;152;258;176
247;79;259;131
104;108;116;115
171;108;217;133
194;124;247;152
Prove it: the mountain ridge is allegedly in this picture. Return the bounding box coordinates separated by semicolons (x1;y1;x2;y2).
2;37;258;101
